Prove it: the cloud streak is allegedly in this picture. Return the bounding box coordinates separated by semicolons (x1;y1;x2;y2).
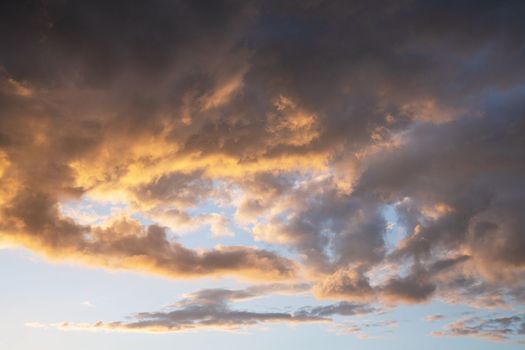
28;284;376;333
432;314;525;343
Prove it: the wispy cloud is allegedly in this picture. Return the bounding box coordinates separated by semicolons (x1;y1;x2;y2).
432;314;525;343
28;284;376;333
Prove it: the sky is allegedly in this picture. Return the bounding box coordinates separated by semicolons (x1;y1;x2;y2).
0;0;524;349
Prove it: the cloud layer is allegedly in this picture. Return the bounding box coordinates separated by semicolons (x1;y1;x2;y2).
1;0;525;333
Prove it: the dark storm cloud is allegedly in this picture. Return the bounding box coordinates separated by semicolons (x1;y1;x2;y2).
0;0;524;311
315;95;525;301
0;0;252;85
358;91;525;272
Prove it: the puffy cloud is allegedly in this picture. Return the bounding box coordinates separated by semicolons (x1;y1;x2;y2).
0;191;295;280
250;176;387;273
130;170;213;209
314;255;472;304
314;268;375;302
349;92;525;303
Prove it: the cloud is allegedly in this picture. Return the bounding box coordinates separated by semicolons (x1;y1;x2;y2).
314;255;471;304
424;314;445;322
0;191;295;280
432;314;525;342
0;0;525;316
330;320;399;339
130;170;213;209
28;284;376;333
81;301;94;308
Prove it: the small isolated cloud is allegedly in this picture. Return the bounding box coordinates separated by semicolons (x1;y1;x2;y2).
330;319;399;339
81;301;94;308
424;314;445;322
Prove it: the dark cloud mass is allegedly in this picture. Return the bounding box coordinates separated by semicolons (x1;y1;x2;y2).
1;0;525;318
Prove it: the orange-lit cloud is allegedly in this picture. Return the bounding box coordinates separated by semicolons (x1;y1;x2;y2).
1;0;525;321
